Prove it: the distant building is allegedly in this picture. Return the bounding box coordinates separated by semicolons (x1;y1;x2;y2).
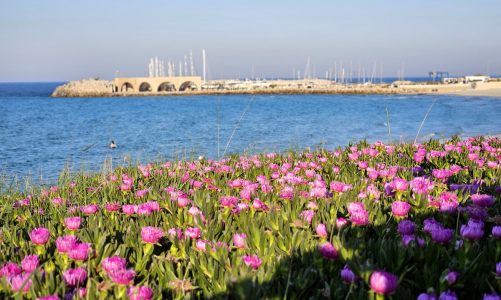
464;75;490;83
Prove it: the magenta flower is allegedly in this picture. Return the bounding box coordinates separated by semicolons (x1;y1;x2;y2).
122;204;137;215
439;290;457;300
348;202;369;226
63;267;87;286
300;209;315;224
330;181;352;193
105;203;121;212
471;194;495;207
21;255;39;273
391;201;411;217
80;204;99;215
102;256;127;274
417;292;437;300
252;198;269;211
30;227;50;245
185;227;201;239
141;227;164;244
220;196;239;208
127;286;154;300
64;217;81;231
318;242;338;260
108;268;136;285
370;271;398;295
340;265;357;283
195;239;208;251
411;177;434;195
68;243;91;261
391;177;409;192
439;192;458;213
8;273;32;293
315;223;328;238
336;217;348;229
233;233;247;249
0;262;22;277
56;235;78;253
431;227;454;244
242;255;262;270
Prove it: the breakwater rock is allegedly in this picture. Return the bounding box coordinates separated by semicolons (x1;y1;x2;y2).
51;79;114;97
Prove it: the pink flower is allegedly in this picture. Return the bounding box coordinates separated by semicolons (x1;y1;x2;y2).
64;217;81;231
37;295;60;300
0;262;22;277
8;273;32;292
370;271;398;295
56;235;78;253
336;217;348;229
220;196;239;207
391;201;411;217
52;197;64;205
63;267;87;286
330;181;352;193
185;227;201;239
195;239;209;251
318;242;338;260
127;286;154;300
439;192;458;213
80;204;99;215
315;224;328;238
108;268;136;285
410;177;434;195
68;243;91;261
347;202;369;226
102;256;127;274
21;255;39;273
30;227;50;245
233;233;247;249
391;177;408;192
242;255;262;269
122;204;137;215
105;203;121;212
300;209;315;224
252;198;269;211
141;227;164;244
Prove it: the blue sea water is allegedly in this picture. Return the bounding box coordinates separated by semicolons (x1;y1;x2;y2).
1;82;500;182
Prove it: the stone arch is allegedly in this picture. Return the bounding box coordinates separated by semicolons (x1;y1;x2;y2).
139;82;152;92
121;82;134;92
157;82;177;92
179;81;198;91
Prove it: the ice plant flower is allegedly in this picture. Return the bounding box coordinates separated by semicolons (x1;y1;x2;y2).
185;227;201;239
391;201;411;217
370;271;398;295
445;271;459;285
21;255;39;273
0;262;22;277
30;227;50;245
411;177;434;195
492;226;501;238
417;292;437;300
108;268;136;285
64;217;81;231
439;290;457;300
233;233;247;249
8;273;32;292
127;286;154;300
63;267;87;286
68;243;91;261
141;226;164;244
397;220;415;236
242;255;262;270
460;219;484;241
80;204;99;215
318;242;338;260
102;256;127;274
347;202;369;226
340;265;357;283
315;223;328;238
471;194;495;207
56;235;78;253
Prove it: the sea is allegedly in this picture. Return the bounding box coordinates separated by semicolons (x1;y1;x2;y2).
1;82;500;183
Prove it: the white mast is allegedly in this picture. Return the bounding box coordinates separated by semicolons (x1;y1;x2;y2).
202;49;206;83
179;61;182;76
184;55;188;77
190;50;195;76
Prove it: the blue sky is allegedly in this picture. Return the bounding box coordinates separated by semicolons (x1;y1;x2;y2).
0;0;500;81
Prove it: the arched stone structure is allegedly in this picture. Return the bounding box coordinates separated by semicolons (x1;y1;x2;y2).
158;82;176;92
121;82;134;92
114;76;202;94
139;82;152;92
179;81;198;91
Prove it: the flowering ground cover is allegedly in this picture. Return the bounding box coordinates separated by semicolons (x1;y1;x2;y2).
0;136;500;299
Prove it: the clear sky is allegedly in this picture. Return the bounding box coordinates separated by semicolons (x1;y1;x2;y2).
0;0;500;81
